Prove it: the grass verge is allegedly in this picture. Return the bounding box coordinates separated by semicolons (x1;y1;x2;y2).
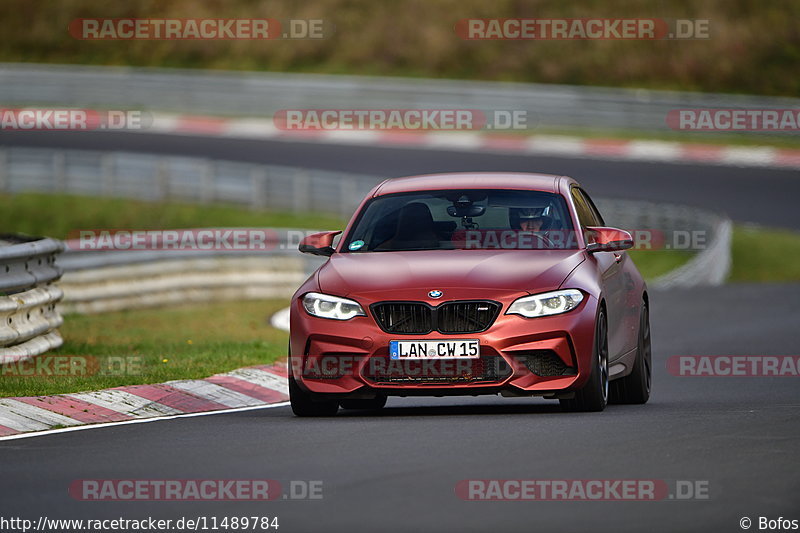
730;225;800;282
630;225;800;283
0;193;348;239
0;300;289;398
627;249;694;280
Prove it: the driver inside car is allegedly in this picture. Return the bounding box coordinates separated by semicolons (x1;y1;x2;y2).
510;207;552;232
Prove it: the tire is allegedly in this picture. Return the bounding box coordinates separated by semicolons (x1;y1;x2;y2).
288;359;339;417
339;396;387;411
560;308;609;412
609;303;651;404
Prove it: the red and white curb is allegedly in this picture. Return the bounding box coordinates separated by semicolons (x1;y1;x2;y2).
145;114;800;170
0;362;288;440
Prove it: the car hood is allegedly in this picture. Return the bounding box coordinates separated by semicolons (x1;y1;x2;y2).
317;250;585;298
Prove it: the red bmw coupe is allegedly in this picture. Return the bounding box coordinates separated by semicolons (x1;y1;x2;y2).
289;173;651;415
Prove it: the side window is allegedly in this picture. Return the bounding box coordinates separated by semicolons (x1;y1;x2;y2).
570;187;595;228
578;188;605;226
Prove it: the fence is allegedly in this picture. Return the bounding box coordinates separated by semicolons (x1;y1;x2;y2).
1;63;798;135
0;235;64;363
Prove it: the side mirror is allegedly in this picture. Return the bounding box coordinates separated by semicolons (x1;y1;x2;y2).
585;226;634;253
299;231;342;257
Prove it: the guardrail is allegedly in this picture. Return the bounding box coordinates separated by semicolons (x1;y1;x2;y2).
0;147;380;218
0;235;65;363
58;255;310;314
2;63;798;135
595;199;732;288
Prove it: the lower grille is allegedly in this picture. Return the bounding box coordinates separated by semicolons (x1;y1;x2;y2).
363;355;512;384
518;350;576;377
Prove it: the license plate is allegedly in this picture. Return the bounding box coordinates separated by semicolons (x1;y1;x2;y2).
389;339;480;360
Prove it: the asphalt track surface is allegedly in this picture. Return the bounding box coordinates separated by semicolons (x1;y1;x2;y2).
1;284;798;532
1;132;798;532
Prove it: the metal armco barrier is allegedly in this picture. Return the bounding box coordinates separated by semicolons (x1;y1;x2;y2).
596;199;732;288
0;235;65;363
58;256;311;314
0;147;379;218
1;63;798;135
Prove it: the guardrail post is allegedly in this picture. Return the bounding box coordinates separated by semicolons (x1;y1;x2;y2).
292;169;310;213
53;151;67;193
250;166;267;210
101;153;116;196
200;160;214;204
0;148;7;193
340;177;356;217
155;158;168;201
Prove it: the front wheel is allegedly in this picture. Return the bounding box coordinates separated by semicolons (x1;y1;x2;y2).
560;309;609;412
610;303;651;404
288;360;339;417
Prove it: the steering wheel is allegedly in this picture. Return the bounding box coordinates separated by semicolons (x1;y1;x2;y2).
532;231;555;248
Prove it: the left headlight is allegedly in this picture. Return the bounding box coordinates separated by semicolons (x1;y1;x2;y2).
302;292;366;320
506;289;584;318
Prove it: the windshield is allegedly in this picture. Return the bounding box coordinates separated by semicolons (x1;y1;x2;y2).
342;189;577;252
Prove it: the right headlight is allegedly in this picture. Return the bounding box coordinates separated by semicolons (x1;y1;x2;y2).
506;289;584;318
302;292;366;320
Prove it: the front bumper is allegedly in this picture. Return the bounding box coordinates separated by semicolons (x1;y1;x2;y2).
289;293;599;398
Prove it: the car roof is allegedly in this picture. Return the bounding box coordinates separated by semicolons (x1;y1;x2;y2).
373;172;571;196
